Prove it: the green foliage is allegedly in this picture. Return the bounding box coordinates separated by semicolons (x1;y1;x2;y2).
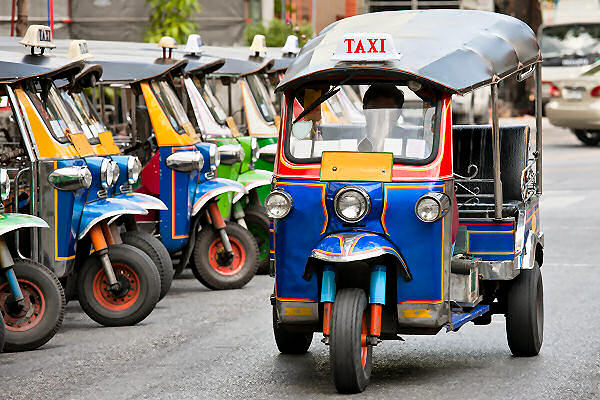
145;0;201;44
244;19;313;48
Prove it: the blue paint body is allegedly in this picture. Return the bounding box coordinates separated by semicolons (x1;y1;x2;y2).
321;266;336;303
369;265;386;305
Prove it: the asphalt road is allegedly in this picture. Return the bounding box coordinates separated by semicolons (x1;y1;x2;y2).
1;119;599;400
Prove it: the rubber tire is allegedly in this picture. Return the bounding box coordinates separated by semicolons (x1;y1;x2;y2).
191;221;259;290
272;306;313;354
574;129;600;146
330;288;372;394
506;261;543;356
1;260;65;352
244;205;270;275
77;244;160;327
0;313;5;352
121;231;173;301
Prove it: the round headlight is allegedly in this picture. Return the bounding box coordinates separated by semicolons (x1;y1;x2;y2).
110;160;120;185
0;169;10;201
100;158;111;189
334;186;370;223
415;192;451;222
127;156;142;184
265;190;293;219
251;137;258;163
209;143;220;168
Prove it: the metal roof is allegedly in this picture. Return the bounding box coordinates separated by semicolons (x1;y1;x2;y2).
277;10;541;94
0;50;84;84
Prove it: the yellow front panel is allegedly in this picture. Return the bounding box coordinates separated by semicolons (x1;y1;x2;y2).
68;132;94;157
98;131;121;155
320;151;393;182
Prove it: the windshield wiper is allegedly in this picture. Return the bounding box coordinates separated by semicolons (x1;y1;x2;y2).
293;74;355;123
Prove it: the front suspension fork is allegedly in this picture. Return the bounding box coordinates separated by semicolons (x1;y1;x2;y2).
207;201;234;263
0;237;24;305
232;202;247;229
89;221;120;291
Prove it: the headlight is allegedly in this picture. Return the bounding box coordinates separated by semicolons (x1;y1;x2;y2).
218;144;244;165
415;192;450;222
165;151;203;172
0;169;10;201
100;159;119;189
265;190;293;219
251;137;259;163
334;186;371;223
127;156;142;184
48;166;92;191
209;143;220;168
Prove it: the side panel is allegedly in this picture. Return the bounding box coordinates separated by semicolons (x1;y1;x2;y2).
459;220;516;261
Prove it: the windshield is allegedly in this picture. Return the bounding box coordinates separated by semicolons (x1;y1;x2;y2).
245;74;276;123
150;79;192;134
540;24;600;66
192;76;228;125
61;91;105;144
24;81;82;144
286;83;439;165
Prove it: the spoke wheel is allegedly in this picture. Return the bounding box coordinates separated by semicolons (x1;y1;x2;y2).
330;288;372;394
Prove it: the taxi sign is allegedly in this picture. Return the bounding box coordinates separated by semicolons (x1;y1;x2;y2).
184;34;203;55
67;40;92;60
19;25;56;50
332;33;400;62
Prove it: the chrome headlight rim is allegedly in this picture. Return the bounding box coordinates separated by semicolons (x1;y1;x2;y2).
127;156;142;184
100;158;112;189
209;143;220;168
251;137;258;163
0;169;10;202
165;151;204;172
110;160;120;186
265;189;293;219
414;191;451;223
334;186;371;224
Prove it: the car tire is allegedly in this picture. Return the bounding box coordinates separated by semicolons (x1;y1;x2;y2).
272;306;312;354
574;129;600;146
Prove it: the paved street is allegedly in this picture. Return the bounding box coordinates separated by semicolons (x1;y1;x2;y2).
1;119;599;400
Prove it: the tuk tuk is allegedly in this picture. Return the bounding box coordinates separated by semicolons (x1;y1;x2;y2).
267;10;544;393
0;29;161;327
0;167;64;351
85;50;260;289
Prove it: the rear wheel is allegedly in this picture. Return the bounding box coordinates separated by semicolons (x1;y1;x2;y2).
272;306;313;354
0;260;65;352
574;129;600;146
330;288;372;394
121;231;173;301
191;222;259;290
506;261;543;356
244;205;270;275
77;244;160;327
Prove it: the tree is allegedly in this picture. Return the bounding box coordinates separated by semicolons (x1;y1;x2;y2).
16;0;28;37
244;19;312;48
145;0;201;44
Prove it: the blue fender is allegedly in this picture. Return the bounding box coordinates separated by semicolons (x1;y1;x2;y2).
78;198;148;239
113;192;168;211
192;178;244;216
309;231;412;281
232;169;273;203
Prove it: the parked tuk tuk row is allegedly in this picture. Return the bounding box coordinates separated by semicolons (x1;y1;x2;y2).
0;26;292;352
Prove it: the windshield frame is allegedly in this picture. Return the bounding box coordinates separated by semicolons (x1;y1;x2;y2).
149;78;193;135
283;82;442;167
245;74;277;123
60;91;103;145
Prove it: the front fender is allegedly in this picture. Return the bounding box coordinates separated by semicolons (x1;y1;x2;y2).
114;192;168;211
192;178;244;216
232;169;273;203
309;232;412;281
78;198;148;239
0;213;48;236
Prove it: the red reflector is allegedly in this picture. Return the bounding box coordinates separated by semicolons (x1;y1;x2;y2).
591;86;600;97
550;85;561;98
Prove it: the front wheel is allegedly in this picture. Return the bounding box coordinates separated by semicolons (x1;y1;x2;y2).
244;205;270;275
272;306;313;354
121;231;173;301
573;129;600;146
191;222;258;290
330;288;372;394
506;261;543;356
77;244;160;327
0;260;65;352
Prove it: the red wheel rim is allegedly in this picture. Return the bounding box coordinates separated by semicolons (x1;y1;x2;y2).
0;279;46;332
207;237;246;276
92;263;140;311
360;311;368;368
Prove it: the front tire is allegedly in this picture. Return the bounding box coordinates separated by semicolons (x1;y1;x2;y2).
330;288;372;394
121;231;173;301
244;205;270;275
272;306;312;354
0;260;65;352
191;222;258;290
506;261;543;356
77;244;160;327
574;129;600;146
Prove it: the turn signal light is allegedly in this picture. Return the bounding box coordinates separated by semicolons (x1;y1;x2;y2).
591;86;600;97
549;85;561;98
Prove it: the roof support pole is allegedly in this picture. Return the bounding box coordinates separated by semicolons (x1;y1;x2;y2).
535;64;542;195
491;82;503;220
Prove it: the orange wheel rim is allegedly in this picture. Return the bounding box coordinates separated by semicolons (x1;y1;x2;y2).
92;263;140;311
0;280;46;332
207;237;246;276
360;311;368;368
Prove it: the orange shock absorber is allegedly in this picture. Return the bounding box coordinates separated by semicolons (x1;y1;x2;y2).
323;302;333;336
207;201;226;229
89;224;119;289
370;304;383;337
89;224;108;251
100;221;115;246
369;265;386;342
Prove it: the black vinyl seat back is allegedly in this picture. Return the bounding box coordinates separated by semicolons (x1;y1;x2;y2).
453;125;529;212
